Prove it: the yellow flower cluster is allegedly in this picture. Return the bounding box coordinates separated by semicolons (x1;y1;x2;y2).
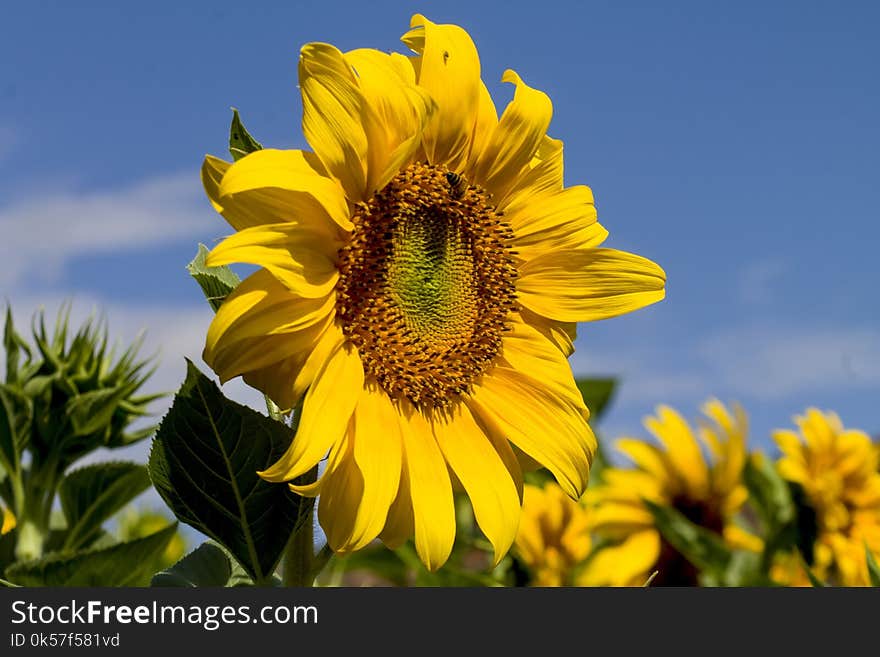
513;401;880;587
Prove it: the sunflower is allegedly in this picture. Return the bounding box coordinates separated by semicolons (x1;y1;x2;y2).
514;482;593;586
582;400;758;586
199;14;665;571
773;408;880;586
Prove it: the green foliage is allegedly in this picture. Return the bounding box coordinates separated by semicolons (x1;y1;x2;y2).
152;541;277;587
575;377;617;423
6;524;177;586
58;462;151;551
644;500;732;575
866;544;880;587
0;303;179;586
149;360;306;584
228;108;263;161
186;244;242;312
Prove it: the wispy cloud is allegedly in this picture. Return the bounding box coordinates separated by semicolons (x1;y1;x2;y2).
0;173;216;287
700;325;880;399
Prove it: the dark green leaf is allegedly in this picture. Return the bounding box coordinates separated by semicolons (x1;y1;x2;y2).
866;543;880;587
149;360;305;583
151;542;234;587
0;386;19;475
4;307;32;385
5;523;177;586
644;499;732;574
575;378;617;423
58;462;151;550
186;244;241;312
228;108;263;161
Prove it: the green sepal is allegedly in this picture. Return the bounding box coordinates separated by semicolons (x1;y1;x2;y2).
229;108;263;161
186;243;241;312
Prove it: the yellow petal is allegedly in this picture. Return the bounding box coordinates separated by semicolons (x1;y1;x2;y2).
517;247;666;323
400;402;456;571
205;268;334;346
615;438;675;487
465;81;499;173
316;433;363;552
201;154;230;215
401;14;482;171
343;382;403;550
724;524;764;553
507;185;607;258
206;222;340;298
499;135;564;210
299;43;373;201
467;366;594;498
577;530;660;587
500;316;586;411
645;406;710;500
212;148;352;232
519;308;577;358
432;403;521;565
344;48;436;193
379;451;415;549
473;70;552;200
587;501;655;535
258;341;363;482
1;507;16;535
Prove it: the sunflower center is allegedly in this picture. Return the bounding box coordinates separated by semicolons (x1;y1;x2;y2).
336;162;518;408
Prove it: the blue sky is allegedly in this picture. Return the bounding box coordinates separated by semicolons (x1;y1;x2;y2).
2;0;878;481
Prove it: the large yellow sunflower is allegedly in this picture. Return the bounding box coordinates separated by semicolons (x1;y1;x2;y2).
773;408;880;586
515;482;593;586
199;15;665;571
582;400;757;586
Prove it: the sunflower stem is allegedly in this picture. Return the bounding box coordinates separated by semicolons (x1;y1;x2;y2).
282;464;318;587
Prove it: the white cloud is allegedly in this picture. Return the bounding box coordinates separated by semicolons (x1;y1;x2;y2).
569;321;880;418
0;173;217;287
700;325;880;399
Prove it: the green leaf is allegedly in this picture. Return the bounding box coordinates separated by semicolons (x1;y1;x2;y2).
644;499;732;574
0;386;19;476
5;523;177;586
58;462;151;550
65;384;136;437
186;243;241;312
228;108;263;161
866;543;880;587
575;378;617;423
743;455;795;534
149;360;305;583
800;554;825;587
151;542;236;587
4;307;32;385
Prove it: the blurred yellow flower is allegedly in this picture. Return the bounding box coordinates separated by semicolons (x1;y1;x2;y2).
773;408;880;586
199;15;665;571
1;506;15;535
583;399;757;586
515;483;592;586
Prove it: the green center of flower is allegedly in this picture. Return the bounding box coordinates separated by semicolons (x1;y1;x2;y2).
336;162;518;408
